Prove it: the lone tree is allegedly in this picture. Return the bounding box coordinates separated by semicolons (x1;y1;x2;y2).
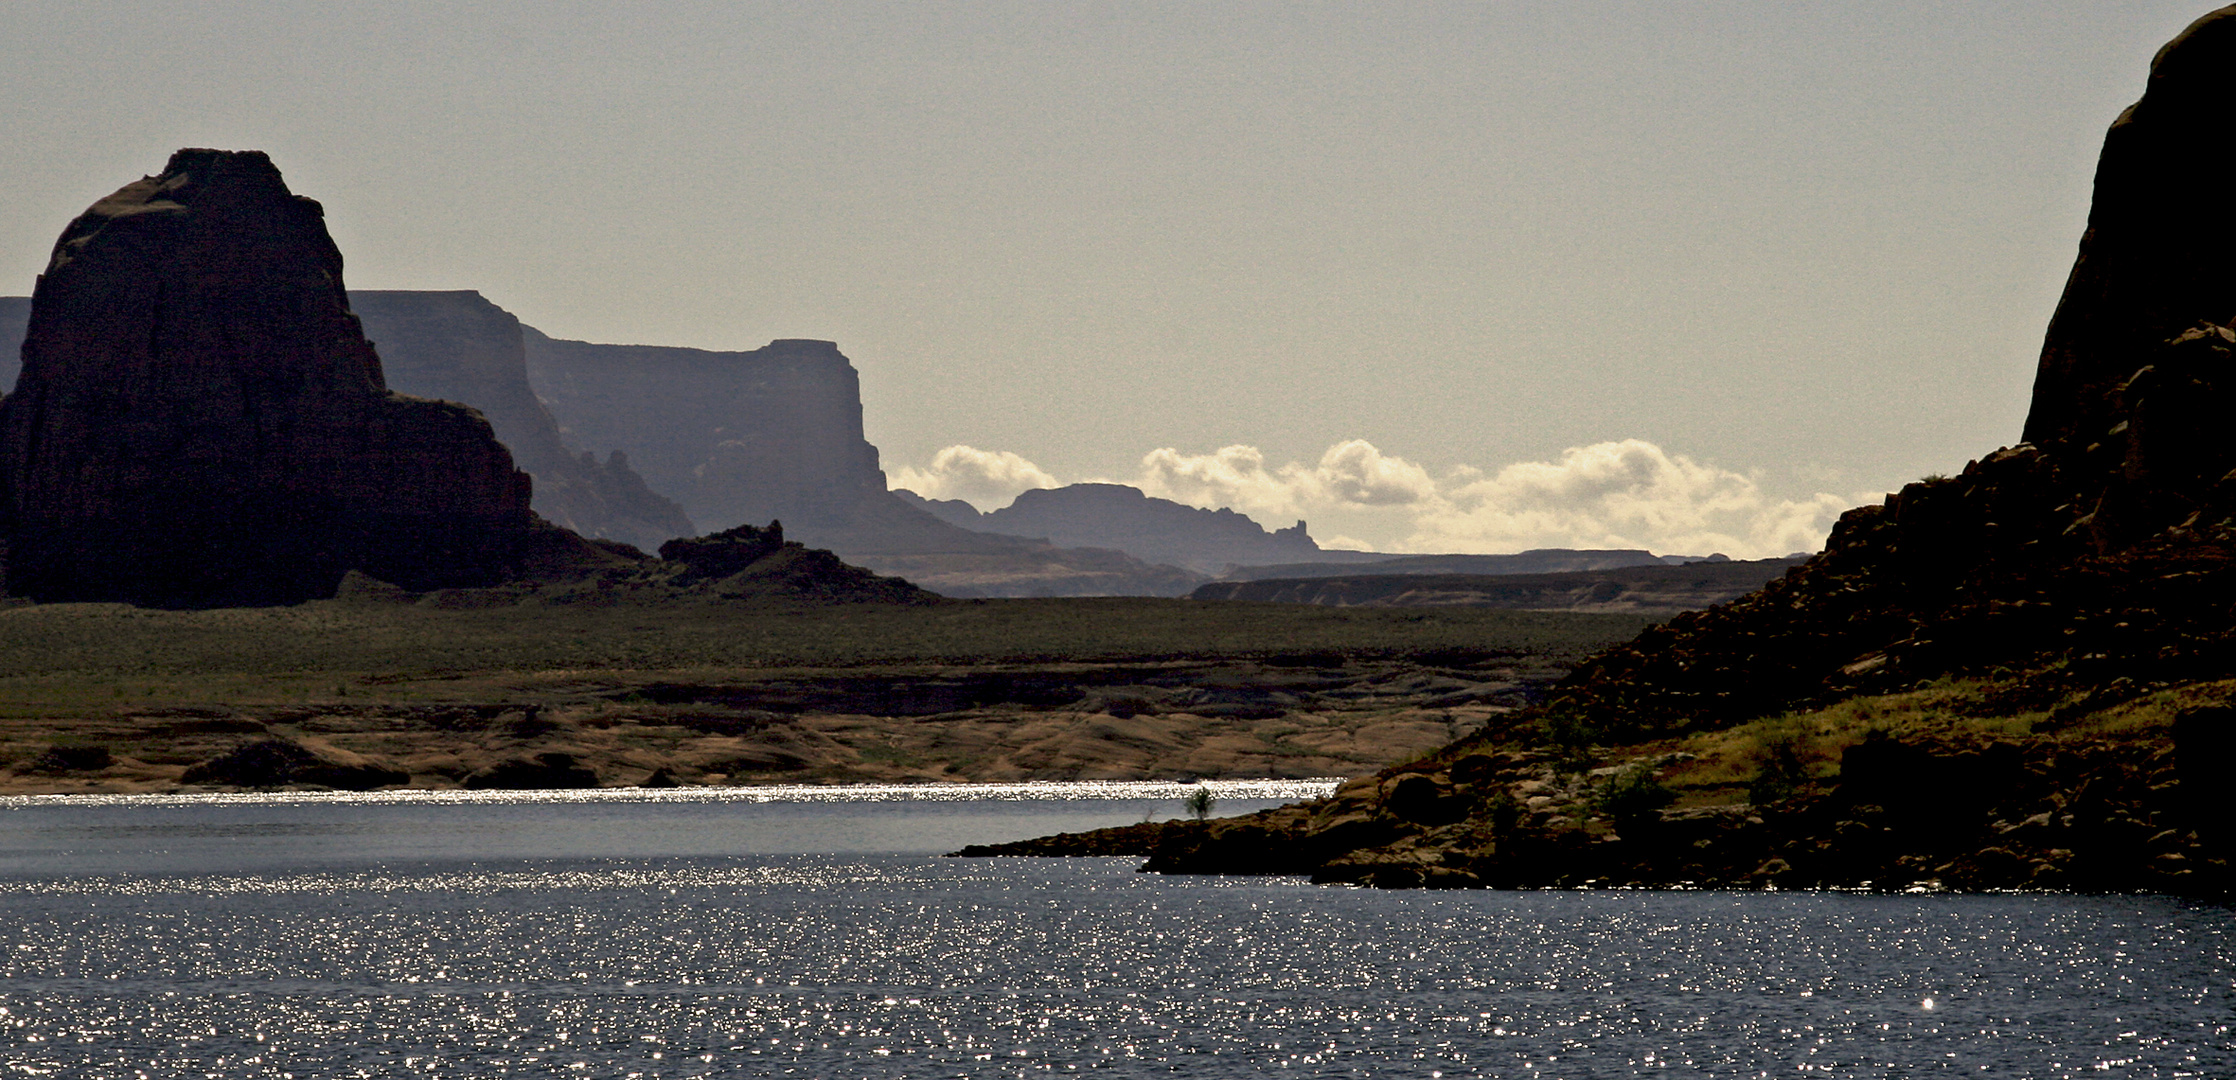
1183;785;1216;821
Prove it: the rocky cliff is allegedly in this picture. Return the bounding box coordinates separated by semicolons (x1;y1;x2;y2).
977;7;2236;896
896;483;1322;574
0;149;608;606
523;331;888;537
348;291;694;553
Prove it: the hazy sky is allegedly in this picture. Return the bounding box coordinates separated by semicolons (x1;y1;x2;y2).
0;2;2215;555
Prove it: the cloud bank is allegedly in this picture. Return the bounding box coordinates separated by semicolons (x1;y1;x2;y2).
894;438;1858;559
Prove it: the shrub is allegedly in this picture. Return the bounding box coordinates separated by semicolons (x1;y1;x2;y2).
1748;725;1811;806
1485;790;1523;837
1541;706;1601;776
1597;763;1675;836
1183;785;1216;821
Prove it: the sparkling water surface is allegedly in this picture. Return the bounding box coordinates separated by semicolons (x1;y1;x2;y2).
0;783;2229;1077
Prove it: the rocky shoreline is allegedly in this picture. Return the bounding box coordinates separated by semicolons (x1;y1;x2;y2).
959;695;2233;901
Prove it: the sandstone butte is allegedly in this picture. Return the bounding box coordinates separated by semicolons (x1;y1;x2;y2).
0;149;621;607
966;5;2236;898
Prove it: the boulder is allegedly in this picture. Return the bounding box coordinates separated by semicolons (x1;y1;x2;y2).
463;751;600;790
180;739;406;790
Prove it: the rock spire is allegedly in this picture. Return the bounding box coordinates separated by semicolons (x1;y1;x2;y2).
0;149;577;605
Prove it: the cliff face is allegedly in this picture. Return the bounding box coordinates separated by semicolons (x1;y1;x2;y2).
2024;6;2236;447
523;330;887;538
349;291;694;553
898;483;1322;574
0;149;594;606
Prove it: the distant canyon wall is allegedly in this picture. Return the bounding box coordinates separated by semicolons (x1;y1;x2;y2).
347;291;695;554
519;329;889;539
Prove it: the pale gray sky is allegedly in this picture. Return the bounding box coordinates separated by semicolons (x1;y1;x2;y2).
0;2;2212;555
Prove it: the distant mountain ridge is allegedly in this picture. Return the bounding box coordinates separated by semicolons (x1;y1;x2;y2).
897;482;1322;574
1213;549;1673;582
1191;558;1804;614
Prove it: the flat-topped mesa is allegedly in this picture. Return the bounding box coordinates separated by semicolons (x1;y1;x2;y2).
2025;6;2236;453
0;149;584;606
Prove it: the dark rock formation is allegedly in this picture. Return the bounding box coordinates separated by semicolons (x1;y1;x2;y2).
349;291;695;553
180;738;407;790
463;751;599;790
2024;6;2236;448
1191;558;1803;613
898;483;1324;574
652;519;932;604
0;150;613;606
26;744;111;774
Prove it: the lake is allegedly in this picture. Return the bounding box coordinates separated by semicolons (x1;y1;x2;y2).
0;782;2228;1077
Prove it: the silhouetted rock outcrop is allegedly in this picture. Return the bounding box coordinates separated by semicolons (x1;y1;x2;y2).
181;739;407;790
0;150;611;606
350;291;695;553
464;751;599;790
2024;6;2236;448
649;520;937;604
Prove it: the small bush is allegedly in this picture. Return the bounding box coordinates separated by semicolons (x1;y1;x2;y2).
1597;763;1675;835
1541;707;1601;776
1183;786;1216;821
1748;725;1811;806
1485;790;1523;837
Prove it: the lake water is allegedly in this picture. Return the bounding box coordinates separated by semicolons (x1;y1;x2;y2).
0;783;2229;1078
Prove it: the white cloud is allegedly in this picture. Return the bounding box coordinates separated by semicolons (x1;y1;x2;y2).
1405;439;1850;558
1134;439;1438;518
888;445;1058;509
898;437;1854;559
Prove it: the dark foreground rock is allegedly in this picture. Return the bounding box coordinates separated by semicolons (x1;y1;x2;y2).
463;752;600;790
180;739;407;790
0;149;616;606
